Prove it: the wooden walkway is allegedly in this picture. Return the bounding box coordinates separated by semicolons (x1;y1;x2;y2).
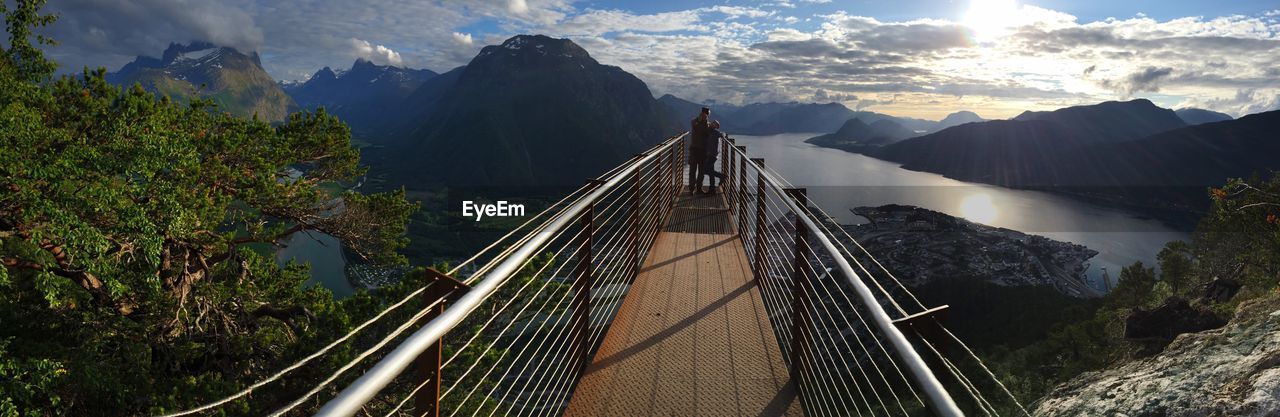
564;194;802;417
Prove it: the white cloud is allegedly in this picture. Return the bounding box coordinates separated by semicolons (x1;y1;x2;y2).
452;32;475;46
551;9;703;36
349;38;403;66
38;0;1280;118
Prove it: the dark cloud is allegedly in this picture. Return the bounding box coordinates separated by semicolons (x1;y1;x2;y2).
852;22;971;53
1099;66;1173;97
41;0;263;72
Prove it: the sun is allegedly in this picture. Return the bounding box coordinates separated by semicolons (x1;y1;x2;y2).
964;0;1020;41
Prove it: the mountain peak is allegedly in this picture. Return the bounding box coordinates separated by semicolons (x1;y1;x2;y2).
1175;108;1233;125
312;66;337;82
937;110;985;129
477;34;594;62
351;58;379;70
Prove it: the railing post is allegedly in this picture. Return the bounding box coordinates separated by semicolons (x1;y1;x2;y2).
665;141;675;209
726;138;736;217
629;156;642;278
677;135;686;192
574;180;602;369
737;146;747;236
414;269;471;417
752;158;766;282
784;188;810;403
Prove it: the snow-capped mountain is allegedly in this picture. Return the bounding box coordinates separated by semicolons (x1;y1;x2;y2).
108;42;295;121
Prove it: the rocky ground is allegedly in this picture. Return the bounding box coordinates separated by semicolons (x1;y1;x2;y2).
1033;294;1280;416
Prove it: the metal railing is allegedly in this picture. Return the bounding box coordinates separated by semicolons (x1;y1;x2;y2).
716;138;961;416
314;133;688;417
157;131;1035;417
718;136;1031;417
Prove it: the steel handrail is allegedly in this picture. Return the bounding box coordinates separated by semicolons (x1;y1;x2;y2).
313;133;686;417
728;145;963;417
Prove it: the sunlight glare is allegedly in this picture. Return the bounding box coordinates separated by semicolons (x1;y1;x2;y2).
959;193;999;224
964;0;1019;41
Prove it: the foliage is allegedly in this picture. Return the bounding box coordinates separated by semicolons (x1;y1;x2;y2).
975;173;1280;410
0;1;417;415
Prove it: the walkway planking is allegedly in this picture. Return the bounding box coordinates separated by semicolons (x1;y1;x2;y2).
564;193;802;417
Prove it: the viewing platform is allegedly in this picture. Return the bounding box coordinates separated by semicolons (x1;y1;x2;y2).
565;193;803;416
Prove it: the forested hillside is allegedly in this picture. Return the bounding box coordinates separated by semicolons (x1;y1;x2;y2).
0;2;425;414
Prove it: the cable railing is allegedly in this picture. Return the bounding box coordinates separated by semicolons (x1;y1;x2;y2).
719;137;1030;417
165;130;1032;417
311;133;688;417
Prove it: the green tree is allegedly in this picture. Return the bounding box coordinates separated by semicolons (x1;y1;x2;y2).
0;1;416;414
1108;262;1156;308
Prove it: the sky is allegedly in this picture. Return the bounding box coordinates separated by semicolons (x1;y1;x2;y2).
38;0;1280;119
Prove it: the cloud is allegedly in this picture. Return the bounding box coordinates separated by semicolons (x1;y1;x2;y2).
551;9;703;36
39;0;263;72
36;0;1280;118
349;38;403;66
1178;89;1280;118
1098;66;1173;97
452;32;475;46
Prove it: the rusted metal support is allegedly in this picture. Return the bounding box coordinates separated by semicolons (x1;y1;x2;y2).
736;146;747;237
726;139;736;217
628;157;642;279
677;136;686;192
413;268;471;417
784;188;810;396
752;158;766;282
572;182;597;370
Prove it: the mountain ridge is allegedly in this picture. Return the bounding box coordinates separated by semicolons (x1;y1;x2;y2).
283;59;437;136
383;34;674;186
108;41;295;121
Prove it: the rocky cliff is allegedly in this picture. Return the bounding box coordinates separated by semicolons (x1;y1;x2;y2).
1033;294;1280;416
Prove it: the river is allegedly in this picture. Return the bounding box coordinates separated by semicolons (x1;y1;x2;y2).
276;231;354;298
730;133;1190;291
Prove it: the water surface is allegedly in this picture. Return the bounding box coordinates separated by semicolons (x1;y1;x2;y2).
731;133;1189;290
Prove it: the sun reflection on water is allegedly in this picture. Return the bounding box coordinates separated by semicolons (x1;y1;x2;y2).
960;193;999;224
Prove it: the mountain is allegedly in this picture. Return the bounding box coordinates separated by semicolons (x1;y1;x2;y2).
867;119;917;141
720;102;856;135
875;99;1194;186
804;117;916;152
656;94;741;128
654;94;978;136
108;42;295;121
283;59;436;136
935;110;985;130
875;107;1280;208
388;35;674;186
846;111;939;133
1175;108;1233;125
1012;99;1185;143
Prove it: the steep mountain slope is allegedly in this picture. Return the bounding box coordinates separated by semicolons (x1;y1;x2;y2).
876;119;1084;185
108;42;295;121
393;35;673;186
283;59;436;136
1175;108;1233;125
876;108;1280;207
1013;99;1185;143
